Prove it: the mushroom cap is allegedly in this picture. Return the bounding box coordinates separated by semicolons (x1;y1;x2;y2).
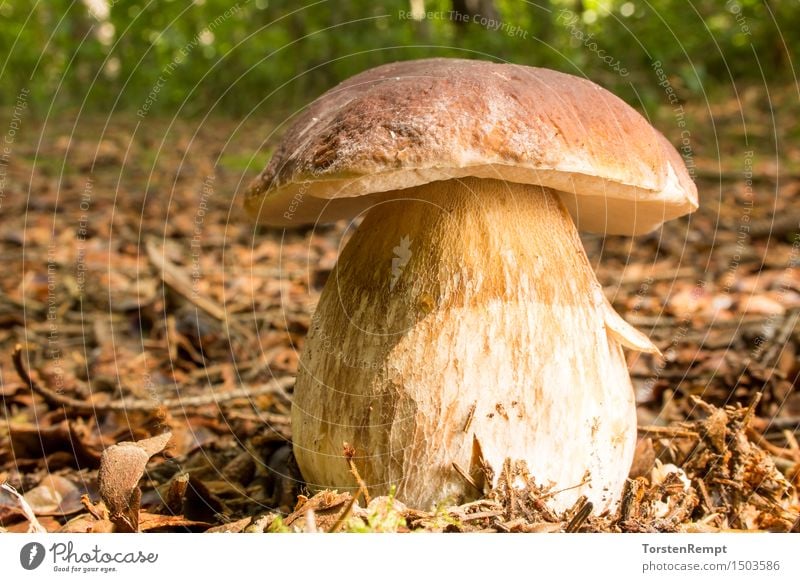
244;58;697;235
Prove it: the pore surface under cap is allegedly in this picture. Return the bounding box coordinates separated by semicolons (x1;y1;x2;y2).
244;58;697;235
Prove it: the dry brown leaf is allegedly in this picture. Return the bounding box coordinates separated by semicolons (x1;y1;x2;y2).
9;420;103;467
137;512;210;532
23;474;86;516
58;513;114;533
0;482;46;532
205;517;252;533
284;490;352;530
5;515;62;532
98;432;172;532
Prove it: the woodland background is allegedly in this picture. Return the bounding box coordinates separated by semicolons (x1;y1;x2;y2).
0;1;799;532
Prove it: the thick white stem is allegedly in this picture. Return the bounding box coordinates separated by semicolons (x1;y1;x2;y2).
292;178;654;513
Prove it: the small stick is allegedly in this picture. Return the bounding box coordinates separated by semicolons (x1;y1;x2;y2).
619;479;641;522
758;309;800;367
327;444;372;533
564;499;593;533
460;510;504;522
326;493;359;534
764;417;800;431
746;427;797;460
11;344;293;414
540;474;592;500
452;462;481;493
696;479;715;514
343;443;371;505
783;430;800;459
630;370;715;381
145;239;253;341
741;391;763;429
638;425;699;439
163;378;295;409
463;402;477;433
13;344;119;414
220;411;292;425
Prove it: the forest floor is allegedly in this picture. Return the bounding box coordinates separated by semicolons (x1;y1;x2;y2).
1;85;799;532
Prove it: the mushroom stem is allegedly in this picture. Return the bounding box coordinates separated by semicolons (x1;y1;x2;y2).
292;177;656;513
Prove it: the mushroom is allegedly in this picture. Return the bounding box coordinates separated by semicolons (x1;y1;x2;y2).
244;58;697;514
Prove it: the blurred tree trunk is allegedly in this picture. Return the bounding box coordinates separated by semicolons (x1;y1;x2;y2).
533;0;552;45
451;0;498;25
763;0;787;69
69;1;95;95
410;0;432;42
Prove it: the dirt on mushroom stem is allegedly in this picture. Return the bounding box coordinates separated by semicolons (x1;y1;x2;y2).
291;177;657;513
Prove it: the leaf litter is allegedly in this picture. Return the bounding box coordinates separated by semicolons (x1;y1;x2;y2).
0;100;799;532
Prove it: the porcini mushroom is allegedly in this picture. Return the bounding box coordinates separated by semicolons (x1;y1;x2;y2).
244;58;697;513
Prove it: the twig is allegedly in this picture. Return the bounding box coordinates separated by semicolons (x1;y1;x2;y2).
762;417;800;431
326;493;359;534
696;479;715;514
217;411;292;425
625;314;775;330
343;442;371;505
698;168;796;183
145;239;253;341
619;478;643;522
462;402;476;433
13;344;115;414
638;425;699;439
460;510;504;522
326;443;372;533
564;499;593;533
741;391;763;429
619;267;697;286
452;462;481;493
746;427;797;460
624;315;677;327
160;379;295;409
630;370;715;381
746;212;800;238
783;430;800;460
758;309;800;367
540;474;592;500
11;344;293;414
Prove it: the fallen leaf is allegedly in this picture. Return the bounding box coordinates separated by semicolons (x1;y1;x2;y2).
9;420;103;467
58;513;114;533
284;490;352;531
98;432;172;532
205;517;252;533
0;482;46;532
23;474;87;516
137;512;210;532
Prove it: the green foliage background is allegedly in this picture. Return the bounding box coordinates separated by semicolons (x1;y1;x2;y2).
0;0;797;117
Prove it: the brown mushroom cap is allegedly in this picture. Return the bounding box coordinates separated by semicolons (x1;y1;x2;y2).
244;58;697;235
